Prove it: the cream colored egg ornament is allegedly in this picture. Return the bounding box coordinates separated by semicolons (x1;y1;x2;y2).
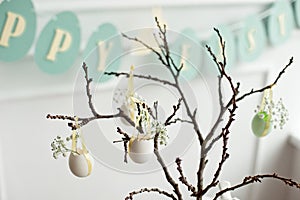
68;148;94;177
128;137;154;164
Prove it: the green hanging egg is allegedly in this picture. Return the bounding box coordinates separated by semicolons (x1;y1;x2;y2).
251;111;272;137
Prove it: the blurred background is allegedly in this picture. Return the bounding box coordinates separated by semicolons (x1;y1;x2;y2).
1;0;300;199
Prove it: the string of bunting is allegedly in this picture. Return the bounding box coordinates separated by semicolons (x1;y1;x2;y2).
0;0;299;81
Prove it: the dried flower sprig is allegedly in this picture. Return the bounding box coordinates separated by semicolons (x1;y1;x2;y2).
254;91;289;130
51;135;79;159
130;96;169;145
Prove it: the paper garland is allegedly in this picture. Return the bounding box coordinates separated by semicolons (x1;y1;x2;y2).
35;11;81;74
170;28;202;80
237;15;267;62
0;0;36;61
0;0;300;79
268;0;294;45
83;23;122;82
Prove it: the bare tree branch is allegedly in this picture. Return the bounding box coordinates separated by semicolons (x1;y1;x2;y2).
113;127;130;163
166;118;193;126
197;28;240;198
213;173;300;200
176;157;197;194
121;32;168;67
121;17;204;145
125;187;176;200
234;57;293;104
165;98;183;126
104;71;176;87
82;62;99;117
154;132;183;200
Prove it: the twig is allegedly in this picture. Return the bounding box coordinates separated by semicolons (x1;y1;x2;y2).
217;76;225;110
213;173;300;200
202;110;234;194
175;157;196;193
154;132;183;200
47;108;142;133
166;118;193;126
121;32;168;67
164;98;183;126
234;57;293;104
46;114;75;121
153;101;158;120
82;62;99;117
113;127;130;163
104;71;176;87
125;187;176;200
153;32;167;58
121;17;204;145
47;113;122;130
197;28;240;198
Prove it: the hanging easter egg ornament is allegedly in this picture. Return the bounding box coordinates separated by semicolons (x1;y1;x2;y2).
68;118;94;177
128;96;154;164
111;66;169;164
251;89;273;137
251;88;289;137
128;136;154;164
252;111;271;137
69;148;94;178
50;117;93;177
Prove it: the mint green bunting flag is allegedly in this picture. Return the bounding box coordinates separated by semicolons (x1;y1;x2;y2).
83;23;122;83
268;0;294;45
237;15;267;62
35;11;80;74
0;0;36;62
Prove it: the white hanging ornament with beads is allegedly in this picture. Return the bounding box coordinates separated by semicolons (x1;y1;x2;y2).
68;118;94;177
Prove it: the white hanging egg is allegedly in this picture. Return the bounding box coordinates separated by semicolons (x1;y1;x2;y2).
68;148;94;177
128;137;154;164
251;111;272;137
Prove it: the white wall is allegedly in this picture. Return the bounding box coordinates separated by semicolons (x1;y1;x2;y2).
0;1;300;200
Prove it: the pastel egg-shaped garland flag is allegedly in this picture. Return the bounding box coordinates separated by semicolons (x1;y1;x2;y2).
268;0;294;45
170;28;202;80
35;11;80;74
251;111;272;137
205;25;236;74
293;0;300;27
237;15;267;62
0;0;36;62
83;23;122;83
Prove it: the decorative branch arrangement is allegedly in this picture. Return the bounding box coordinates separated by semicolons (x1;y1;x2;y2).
47;17;300;199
